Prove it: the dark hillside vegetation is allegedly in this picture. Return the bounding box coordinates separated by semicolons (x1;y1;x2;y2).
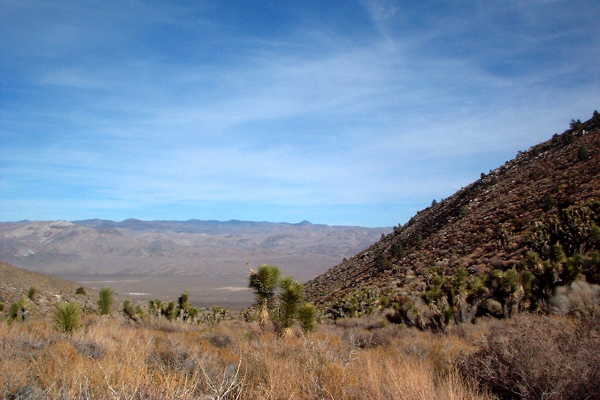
306;112;600;329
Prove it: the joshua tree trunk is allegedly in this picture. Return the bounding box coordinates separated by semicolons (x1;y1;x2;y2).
257;301;270;330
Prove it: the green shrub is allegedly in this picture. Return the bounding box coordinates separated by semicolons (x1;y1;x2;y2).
149;299;162;316
54;302;81;333
27;287;37;301
162;301;177;321
327;288;383;319
202;306;228;325
98;288;114;315
177;291;189;310
541;194;557;211
297;303;317;333
570;119;583;130
123;300;137;321
0;302;4;312
8;298;27;322
176;291;196;320
75;287;87;295
578;146;590;161
582;251;600;284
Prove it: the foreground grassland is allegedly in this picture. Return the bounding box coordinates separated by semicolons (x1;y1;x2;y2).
1;312;598;400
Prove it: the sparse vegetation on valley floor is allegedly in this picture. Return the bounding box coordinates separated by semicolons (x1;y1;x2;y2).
0;306;597;399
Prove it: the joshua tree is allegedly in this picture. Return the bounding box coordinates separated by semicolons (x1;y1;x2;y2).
177;291;191;320
249;265;281;327
275;277;304;334
297;303;317;333
98;288;114;315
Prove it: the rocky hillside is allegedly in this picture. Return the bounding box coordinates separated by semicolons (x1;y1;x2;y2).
0;261;98;318
306;112;600;327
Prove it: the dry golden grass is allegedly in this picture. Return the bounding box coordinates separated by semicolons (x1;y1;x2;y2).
0;315;496;400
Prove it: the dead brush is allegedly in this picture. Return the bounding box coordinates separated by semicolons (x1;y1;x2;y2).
200;357;245;400
458;313;600;400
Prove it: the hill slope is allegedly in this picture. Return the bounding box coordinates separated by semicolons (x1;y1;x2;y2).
0;261;97;317
306;113;600;326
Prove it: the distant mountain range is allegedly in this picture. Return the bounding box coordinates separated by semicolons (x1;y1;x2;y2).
0;219;389;283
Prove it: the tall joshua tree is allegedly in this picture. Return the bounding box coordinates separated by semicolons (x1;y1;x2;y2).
275;277;304;335
248;264;281;328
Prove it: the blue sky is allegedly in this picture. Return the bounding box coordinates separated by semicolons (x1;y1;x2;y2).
1;0;599;227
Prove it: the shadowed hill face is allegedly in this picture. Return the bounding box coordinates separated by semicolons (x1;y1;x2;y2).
305;114;600;321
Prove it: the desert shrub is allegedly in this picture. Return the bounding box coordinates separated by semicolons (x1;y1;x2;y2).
148;299;162;316
27;287;37;301
578;145;590;161
458;314;600;399
176;291;193;320
54;302;81;333
122;300;137;321
75;287;86;295
390;242;405;258
342;328;393;349
202;306;228;325
541;194;557;211
374;251;395;272
147;342;197;373
97;288;113;315
326;287;383;319
207;334;232;348
297;303;317;332
0;301;4;312
162;301;177;321
7;385;46;400
72;340;105;360
8;298;27;322
570;119;583;130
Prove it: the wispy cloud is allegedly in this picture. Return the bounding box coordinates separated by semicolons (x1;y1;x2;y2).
1;0;599;226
